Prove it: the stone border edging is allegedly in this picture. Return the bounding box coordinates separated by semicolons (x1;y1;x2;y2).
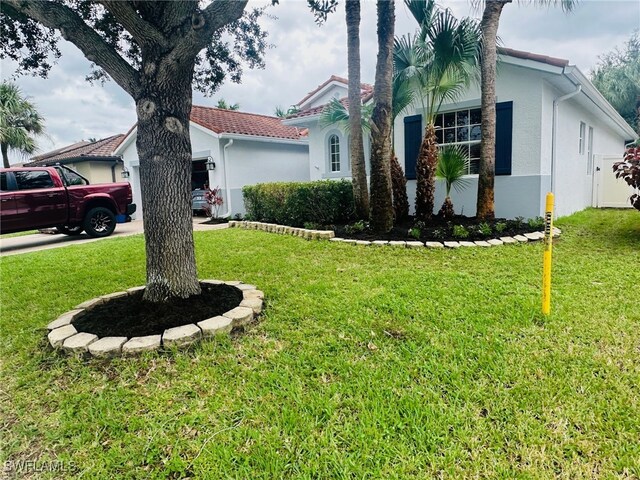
46;280;264;358
229;220;560;248
228;221;334;240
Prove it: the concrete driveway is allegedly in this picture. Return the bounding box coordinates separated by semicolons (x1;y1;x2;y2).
0;219;228;257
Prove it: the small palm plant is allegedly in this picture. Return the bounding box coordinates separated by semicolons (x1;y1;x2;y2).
435;145;470;219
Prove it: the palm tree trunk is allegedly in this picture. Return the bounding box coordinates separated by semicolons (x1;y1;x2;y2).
346;0;369;220
369;0;395;233
1;143;10;168
414;122;438;222
390;152;409;222
476;0;510;220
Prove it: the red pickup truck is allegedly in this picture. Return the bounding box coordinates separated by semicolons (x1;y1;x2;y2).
1;165;136;238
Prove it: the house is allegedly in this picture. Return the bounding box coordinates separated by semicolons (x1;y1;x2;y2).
26;134;126;183
115;106;309;219
284;49;638;219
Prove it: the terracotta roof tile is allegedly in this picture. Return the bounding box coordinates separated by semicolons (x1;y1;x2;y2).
27;134;125;166
499;47;569;68
190;106;306;140
297;75;373;107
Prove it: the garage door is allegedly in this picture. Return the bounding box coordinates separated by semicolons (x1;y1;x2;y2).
593;155;636;208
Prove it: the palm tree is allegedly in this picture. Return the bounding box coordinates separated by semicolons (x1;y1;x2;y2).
319;76;413;224
274;105;300;118
0;82;45;168
346;0;370;219
368;0;396;233
394;0;481;222
474;0;577;219
435;145;471;218
215;98;240;110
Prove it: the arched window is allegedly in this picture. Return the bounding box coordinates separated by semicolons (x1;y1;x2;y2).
329;134;340;172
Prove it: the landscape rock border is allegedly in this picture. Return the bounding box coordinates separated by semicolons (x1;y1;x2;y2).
229;220;560;248
46;280;264;358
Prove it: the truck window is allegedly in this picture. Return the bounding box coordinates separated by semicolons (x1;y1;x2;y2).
0;172;8;191
55;166;88;186
14;171;55;190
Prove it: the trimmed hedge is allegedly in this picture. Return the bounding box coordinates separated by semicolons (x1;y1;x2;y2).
242;180;355;226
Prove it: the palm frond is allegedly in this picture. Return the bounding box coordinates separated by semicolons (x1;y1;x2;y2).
435;145;471;196
319;98;350;131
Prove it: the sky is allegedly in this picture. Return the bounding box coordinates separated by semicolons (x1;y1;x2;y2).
1;0;639;162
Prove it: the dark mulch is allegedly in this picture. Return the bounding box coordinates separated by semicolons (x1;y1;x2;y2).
73;283;243;338
200;218;229;225
333;215;545;242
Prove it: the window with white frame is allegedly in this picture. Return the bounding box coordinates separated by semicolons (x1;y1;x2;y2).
579;121;586;154
435;107;482;174
329;134;341;172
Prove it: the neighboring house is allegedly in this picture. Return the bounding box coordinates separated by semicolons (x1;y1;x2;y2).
115;106;309;218
26;135;126;184
285;49;638;219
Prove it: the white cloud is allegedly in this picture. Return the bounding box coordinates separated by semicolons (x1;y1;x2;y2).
2;0;637;161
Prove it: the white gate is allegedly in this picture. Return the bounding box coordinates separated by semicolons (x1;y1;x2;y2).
592;155;636;208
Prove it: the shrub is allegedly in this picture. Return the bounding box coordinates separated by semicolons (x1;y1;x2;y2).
409;227;421;240
243;180;355;227
613;145;640;211
527;216;544;230
495;222;507;234
477;222;492;237
452;225;469;239
345;220;368;235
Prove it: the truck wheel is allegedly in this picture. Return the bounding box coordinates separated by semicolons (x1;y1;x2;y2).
56;225;84;236
84;207;116;238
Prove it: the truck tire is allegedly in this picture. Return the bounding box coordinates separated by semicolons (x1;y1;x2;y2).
84;207;116;238
56;225;84;236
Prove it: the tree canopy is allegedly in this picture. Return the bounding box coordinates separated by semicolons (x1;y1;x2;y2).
591;31;640;135
0;82;45;168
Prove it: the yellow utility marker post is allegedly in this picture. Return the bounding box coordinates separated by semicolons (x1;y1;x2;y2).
542;193;554;315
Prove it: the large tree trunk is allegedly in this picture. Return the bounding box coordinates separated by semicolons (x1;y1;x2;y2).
476;0;509;220
1;143;10;168
137;59;201;302
414;122;438;222
346;0;369;220
369;0;395;233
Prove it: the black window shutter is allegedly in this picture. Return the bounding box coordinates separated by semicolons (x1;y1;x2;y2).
495;101;513;176
403;114;422;180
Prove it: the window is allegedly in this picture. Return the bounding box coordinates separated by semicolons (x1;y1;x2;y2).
14;170;54;190
579;121;586;154
0;172;8;191
435;107;482;174
329;134;341;172
55;166;87;186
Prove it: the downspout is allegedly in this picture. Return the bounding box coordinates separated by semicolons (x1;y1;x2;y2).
111;156;125;182
219;139;234;218
551;82;582;194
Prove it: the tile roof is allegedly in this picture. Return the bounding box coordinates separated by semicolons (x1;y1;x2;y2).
27;135;125;166
190;106;307;140
499;47;569;68
297;75;374;107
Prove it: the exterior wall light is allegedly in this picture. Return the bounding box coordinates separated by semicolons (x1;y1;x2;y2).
121;169;130;179
205;156;216;171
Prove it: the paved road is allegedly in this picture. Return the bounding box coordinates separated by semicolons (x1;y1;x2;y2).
0;219;228;257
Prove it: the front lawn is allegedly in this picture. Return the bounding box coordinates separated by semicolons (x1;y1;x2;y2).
1;209;638;479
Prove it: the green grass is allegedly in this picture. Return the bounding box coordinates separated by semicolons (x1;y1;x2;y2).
1;208;639;479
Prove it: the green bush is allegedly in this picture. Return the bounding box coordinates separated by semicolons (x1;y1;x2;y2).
243;180;355;227
452;225;469;239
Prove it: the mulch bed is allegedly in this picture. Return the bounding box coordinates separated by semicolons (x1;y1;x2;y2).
333;215;544;242
73;283;243;338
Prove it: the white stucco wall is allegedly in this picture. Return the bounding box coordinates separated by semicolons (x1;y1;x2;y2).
119;124;309;219
219;138;309;216
302;84;348;110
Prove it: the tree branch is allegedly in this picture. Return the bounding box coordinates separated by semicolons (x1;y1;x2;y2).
184;0;248;56
159;0;247;78
100;1;168;51
5;0;140;98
